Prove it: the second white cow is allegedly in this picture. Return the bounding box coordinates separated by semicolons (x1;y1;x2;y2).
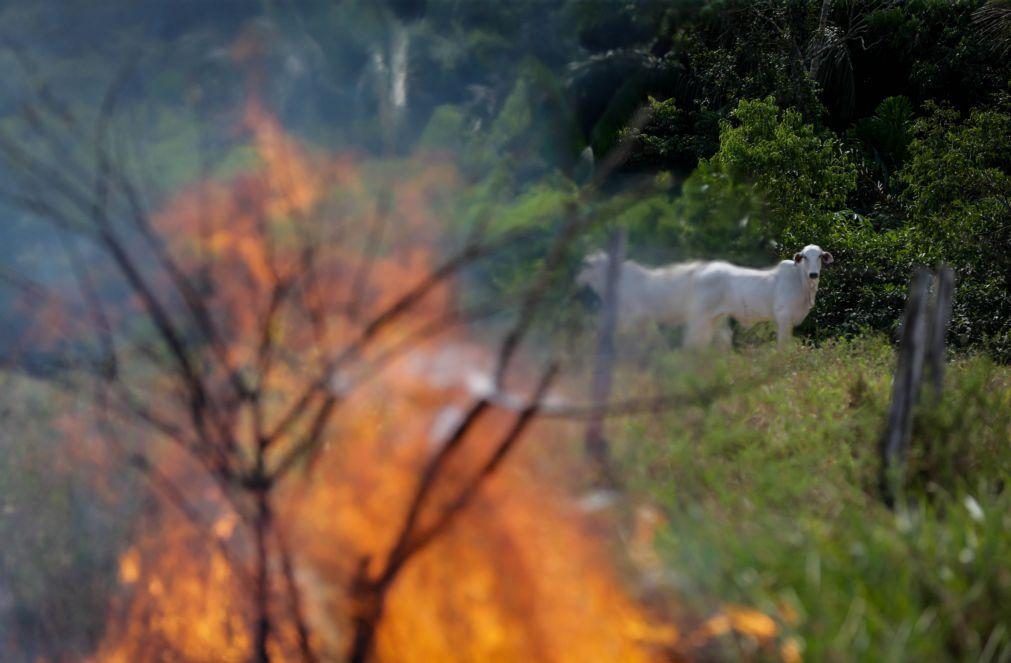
576;250;701;331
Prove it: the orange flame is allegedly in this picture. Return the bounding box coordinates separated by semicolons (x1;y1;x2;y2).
88;103;685;662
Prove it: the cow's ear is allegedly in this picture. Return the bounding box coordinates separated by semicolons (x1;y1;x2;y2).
822;251;834;265
793;253;803;263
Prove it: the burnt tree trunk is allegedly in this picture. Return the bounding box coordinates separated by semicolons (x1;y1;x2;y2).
584;228;625;486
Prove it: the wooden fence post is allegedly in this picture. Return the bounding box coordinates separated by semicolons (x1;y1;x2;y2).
925;266;955;403
879;266;955;507
584;228;625;486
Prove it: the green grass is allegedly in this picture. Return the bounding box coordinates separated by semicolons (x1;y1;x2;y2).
611;337;1011;662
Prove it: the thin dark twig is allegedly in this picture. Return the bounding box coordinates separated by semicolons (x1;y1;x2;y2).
0;130;98;215
352;302;502;386
1;51;239;454
399;364;559;563
251;490;273;663
266;302;500;481
584;228;625;485
91;379;252;586
295;243;331;355
347;364;557;663
89;77;235;456
2;38;77;128
123;450;252;586
528;381;753;420
493;108;651;388
113;157;253;403
0;186;92;235
378;397;491;575
274;524;318;663
263;238;492;447
58;233;119;378
256;277;296;390
269;393;339;482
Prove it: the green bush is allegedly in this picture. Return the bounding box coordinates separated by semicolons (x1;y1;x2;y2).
898;100;1011;360
675;97;857;263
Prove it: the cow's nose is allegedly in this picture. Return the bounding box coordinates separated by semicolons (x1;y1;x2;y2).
809;273;819;279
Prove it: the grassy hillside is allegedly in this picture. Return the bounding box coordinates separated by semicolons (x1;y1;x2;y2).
611;338;1011;661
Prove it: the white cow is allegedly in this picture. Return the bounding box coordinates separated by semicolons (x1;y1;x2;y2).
576;250;701;331
683;244;833;347
576;244;833;348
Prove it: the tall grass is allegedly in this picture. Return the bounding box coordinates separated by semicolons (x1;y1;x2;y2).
613;337;1011;662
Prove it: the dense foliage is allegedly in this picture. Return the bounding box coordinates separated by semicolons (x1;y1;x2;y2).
1;0;1009;353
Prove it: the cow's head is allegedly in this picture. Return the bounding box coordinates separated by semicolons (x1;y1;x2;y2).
575;250;609;289
793;244;833;280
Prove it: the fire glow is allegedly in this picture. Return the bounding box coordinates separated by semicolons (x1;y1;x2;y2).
83;101;695;662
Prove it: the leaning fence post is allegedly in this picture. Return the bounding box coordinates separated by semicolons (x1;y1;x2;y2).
925;266;955;403
584;227;625;486
879;268;931;507
878;266;955;507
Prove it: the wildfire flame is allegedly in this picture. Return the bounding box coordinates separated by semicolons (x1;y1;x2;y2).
86;101;698;662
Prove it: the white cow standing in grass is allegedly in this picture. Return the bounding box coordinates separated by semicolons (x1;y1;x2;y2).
576;244;833;348
575;251;701;331
684;244;834;347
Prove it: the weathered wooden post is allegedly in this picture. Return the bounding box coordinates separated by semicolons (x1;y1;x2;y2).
879;266;955;507
925;266;955;402
584;228;625;486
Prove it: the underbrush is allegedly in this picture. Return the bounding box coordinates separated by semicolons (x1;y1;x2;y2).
612;337;1011;662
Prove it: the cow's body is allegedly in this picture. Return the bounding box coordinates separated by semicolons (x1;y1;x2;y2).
577;253;701;330
577;245;832;348
685;258;820;347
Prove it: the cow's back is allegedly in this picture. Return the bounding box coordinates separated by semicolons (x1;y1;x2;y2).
691;261;777;325
617;260;701;327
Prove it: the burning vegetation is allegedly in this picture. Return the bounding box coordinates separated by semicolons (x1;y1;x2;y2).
58;100;690;661
0;39;786;659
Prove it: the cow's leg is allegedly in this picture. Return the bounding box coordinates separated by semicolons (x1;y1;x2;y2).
714;317;733;349
685;318;715;349
630;321;653;366
775;315;793;347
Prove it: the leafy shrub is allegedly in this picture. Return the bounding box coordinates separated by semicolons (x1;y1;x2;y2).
675;97;857;263
805;219;936;342
898;99;1011;359
850;95;915;191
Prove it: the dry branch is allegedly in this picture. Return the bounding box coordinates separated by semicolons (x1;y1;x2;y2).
347;363;559;663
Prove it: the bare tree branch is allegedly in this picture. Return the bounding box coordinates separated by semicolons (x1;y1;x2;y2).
274;524;318;663
348;363;558;663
